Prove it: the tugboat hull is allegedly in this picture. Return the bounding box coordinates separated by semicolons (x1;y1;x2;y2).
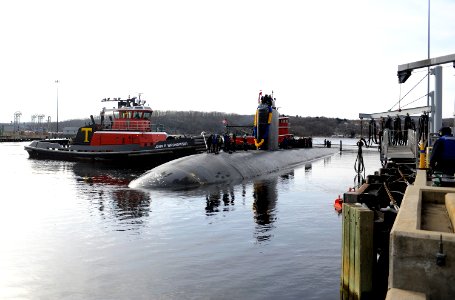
25;137;206;166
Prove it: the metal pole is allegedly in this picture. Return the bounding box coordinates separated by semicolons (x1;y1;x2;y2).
433;66;442;132
427;0;430;107
55;80;59;133
360;118;363;138
429;91;434;134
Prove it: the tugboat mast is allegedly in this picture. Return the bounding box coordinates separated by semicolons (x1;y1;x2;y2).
101;96;146;108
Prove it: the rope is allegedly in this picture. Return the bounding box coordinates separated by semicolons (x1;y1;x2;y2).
389;72;429;111
368;119;378;146
398;168;410;186
400;93;429;109
354;138;366;188
383;182;400;211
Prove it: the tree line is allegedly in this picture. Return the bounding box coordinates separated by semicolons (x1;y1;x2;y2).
2;110;397;138
100;111;361;137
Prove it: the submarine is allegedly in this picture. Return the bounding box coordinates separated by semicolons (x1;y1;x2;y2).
129;92;338;190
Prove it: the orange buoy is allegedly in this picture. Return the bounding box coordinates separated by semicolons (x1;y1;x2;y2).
334;195;343;212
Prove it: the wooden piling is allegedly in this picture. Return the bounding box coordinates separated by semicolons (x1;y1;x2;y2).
341;203;374;299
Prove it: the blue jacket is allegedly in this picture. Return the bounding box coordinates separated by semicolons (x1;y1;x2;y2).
430;135;455;174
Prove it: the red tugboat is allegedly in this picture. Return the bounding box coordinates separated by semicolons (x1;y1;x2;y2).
24;96;205;166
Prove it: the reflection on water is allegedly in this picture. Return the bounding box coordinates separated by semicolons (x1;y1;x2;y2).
324;155;332;165
253;178;278;242
111;189;151;221
203;171;295;243
252;171;294;242
28;157;75;174
205;187;235;215
72;162;144;186
205;192;221;214
72;162;151;226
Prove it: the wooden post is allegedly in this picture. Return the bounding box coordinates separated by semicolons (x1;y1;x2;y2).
341;203;374;299
341;203;350;299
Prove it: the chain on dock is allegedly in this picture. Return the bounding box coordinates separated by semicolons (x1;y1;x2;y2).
398;168;411;186
383;182;400;211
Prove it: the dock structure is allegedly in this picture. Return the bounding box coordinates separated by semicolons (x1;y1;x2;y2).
342;156;455;299
0;136;43;143
345;53;455;299
384;146;414;161
380;129;417;165
358;115;420;165
388;170;455;299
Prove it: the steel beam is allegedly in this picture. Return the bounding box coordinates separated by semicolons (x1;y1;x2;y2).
359;105;431;119
397;53;455;83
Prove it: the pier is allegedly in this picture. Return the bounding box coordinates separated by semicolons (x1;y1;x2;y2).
0;136;44;143
343;52;455;299
341;155;455;299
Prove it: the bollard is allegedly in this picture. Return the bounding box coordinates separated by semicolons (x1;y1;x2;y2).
418;139;426;169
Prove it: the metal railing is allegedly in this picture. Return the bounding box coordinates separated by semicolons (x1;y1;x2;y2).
381;129;417;162
111;120;151;132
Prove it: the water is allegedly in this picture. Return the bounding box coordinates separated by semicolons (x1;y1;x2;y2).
0;141;381;300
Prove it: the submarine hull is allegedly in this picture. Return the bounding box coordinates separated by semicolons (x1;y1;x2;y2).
129;148;338;189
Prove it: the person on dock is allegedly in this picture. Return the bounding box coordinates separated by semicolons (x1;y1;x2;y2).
403;113;414;145
385;115;393;145
280;136;289;149
206;134;212;153
393;115;402;145
212;134;218;154
430;127;455;175
217;134;223;153
231;133;236;152
100;108;105;127
224;133;231;152
243;134;248;151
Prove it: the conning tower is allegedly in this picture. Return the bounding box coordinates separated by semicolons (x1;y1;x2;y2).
253;92;279;150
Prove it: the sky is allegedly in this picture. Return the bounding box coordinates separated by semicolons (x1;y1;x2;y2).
1;0;455;124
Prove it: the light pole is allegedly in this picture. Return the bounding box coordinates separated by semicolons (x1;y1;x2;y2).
427;0;430;107
55;80;59;133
